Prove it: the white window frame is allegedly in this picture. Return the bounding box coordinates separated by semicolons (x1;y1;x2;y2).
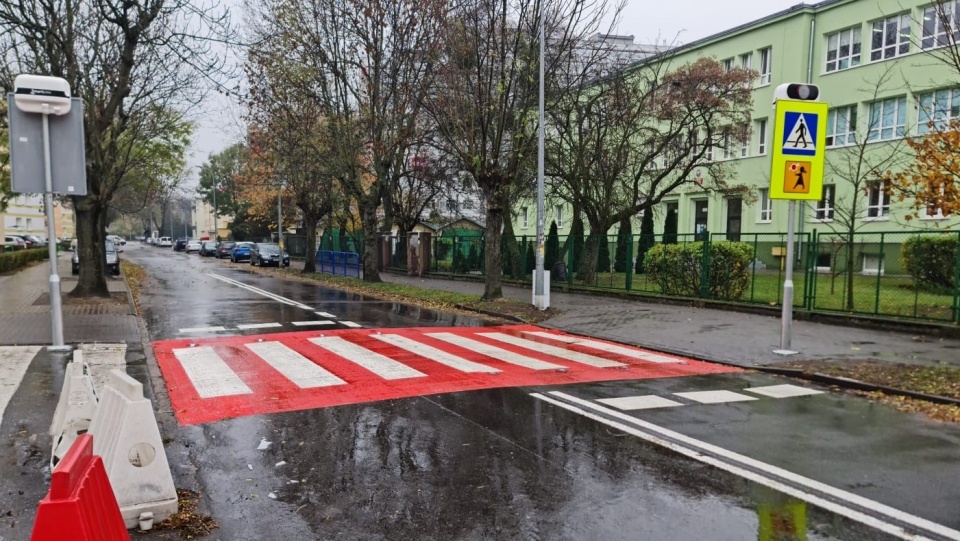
722;58;733;72
555;205;564;228
826;105;857;147
739;124;749;158
825;27;862;72
865;180;891;220
521;207;529;229
922;184;948;219
758;188;772;222
867;97;906;141
757;119;767;155
861;254;886;276
917;88;960;134
739;52;752;70
870;14;911;61
921;1;960;49
722;129;733;160
758;47;772;86
814;184;835;221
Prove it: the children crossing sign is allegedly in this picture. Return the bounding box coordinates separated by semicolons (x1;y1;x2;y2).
770;100;828;200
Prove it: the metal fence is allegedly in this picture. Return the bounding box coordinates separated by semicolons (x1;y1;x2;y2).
316;250;361;278
375;230;960;325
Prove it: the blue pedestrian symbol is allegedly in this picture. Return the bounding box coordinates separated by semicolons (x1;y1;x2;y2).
782;112;818;157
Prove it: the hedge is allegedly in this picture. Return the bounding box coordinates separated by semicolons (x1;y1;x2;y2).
646;240;752;299
0;247;49;273
901;234;959;292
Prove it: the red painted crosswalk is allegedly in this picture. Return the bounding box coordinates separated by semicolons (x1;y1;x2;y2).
151;324;740;425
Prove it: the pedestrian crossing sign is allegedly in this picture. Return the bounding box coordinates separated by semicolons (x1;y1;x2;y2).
770;99;828;200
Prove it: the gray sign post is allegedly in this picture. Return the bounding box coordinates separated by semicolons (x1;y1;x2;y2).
7;78;87;350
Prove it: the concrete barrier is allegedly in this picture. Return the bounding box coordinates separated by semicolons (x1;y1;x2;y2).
50;350;99;469
89;369;177;529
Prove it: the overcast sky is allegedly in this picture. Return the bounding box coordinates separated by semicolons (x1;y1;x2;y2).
185;0;804;176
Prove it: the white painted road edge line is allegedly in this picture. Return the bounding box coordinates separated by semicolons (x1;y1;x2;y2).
533;391;960;541
179;326;228;333
208;273;314;310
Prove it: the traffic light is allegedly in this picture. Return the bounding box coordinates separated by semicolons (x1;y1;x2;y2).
773;83;820;101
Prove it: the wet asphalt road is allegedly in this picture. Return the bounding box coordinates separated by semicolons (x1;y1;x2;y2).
126;244;960;541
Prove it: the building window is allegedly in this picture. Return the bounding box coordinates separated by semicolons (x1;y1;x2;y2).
758;188;772;222
815;184;835;221
922;184;948;219
865;180;891;219
15;217;22;228
922;1;960;49
867;97;906;141
26;218;33;230
739;52;752;70
555;205;564;228
722;58;733;72
739;124;749;158
722;129;733;160
826;105;857;146
521;207;529;229
918;88;960;134
757;119;767;155
826;27;862;72
758;47;772;85
870;14;910;61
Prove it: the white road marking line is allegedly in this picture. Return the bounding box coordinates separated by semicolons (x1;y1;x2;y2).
244;341;346;388
371;334;500;374
179;326;228;334
291;320;336;326
308;337;426;380
478;332;626;368
315;311;337;319
237;323;283;330
521;331;682;364
597;395;684;410
535;391;960;541
340;321;362;328
673;390;758;404
744;384;825;399
172;347;252;398
0;346;42;420
208;273;314;310
425;333;564;370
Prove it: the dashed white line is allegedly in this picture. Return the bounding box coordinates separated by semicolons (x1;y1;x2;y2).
315;312;337;319
673;390;758;404
179;326;228;333
597;395;683;410
291;320;336;327
340;321;362;328
237;323;283;330
744;384;825;399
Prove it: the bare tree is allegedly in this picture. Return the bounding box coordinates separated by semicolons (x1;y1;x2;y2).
0;0;233;296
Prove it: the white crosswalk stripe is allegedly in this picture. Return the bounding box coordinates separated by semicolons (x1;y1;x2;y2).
522;331;682;364
308;336;426;380
426;332;564;370
237;323;283;330
478;332;626;368
291;320;336;326
371;334;500;373
245;341;347;388
172;346;253;398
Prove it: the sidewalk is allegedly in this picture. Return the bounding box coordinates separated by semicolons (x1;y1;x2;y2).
0;253;140;345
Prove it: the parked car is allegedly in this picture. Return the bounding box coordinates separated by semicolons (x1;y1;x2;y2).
157;236;173;247
24;234;46;247
7;234;36;248
185;239;202;253
229;242;255;262
199;241;218;257
72;238;120;276
250;243;290;267
173;237;189;251
4;235;27;251
216;241;236;259
108;235;126;246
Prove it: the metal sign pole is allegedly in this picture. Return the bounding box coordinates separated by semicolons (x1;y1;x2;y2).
777;200;797;354
41;107;66;348
533;3;547;310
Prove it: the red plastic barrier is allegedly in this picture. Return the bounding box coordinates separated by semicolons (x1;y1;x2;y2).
31;434;129;541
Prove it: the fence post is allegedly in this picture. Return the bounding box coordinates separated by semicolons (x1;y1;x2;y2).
699;233;711;298
874;233;885;316
625;233;634;292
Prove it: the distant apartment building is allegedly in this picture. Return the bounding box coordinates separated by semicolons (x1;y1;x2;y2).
191;198;231;240
1;193;75;240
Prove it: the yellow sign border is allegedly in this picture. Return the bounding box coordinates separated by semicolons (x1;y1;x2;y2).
770;100;828;201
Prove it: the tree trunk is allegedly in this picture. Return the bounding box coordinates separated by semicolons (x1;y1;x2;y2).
361;203;382;282
845;231;855;311
500;201;522;279
579;231;600;286
70;199;110;298
302;214;319;273
482;201;504;300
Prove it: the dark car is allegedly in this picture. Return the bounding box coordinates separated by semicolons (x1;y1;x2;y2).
199;241;218;257
72;238;120;276
173;237;189;251
250;243;290;267
229;242;255;262
216;241;236;259
7;234;35;248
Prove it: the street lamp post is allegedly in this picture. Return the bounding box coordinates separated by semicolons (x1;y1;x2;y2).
277;181;283;249
533;5;548;310
212;181;218;242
